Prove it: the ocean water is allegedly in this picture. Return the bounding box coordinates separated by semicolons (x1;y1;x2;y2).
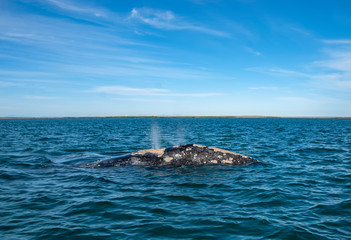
0;118;350;239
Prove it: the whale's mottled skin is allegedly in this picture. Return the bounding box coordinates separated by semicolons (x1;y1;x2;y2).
79;144;258;168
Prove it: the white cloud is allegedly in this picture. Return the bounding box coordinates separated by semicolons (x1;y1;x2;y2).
130;8;175;25
311;47;351;91
246;67;310;78
94;86;169;96
46;0;107;18
129;8;229;37
333;80;351;89
0;70;52;77
246;47;262;56
61;63;221;81
322;39;351;45
92;86;222;97
4;32;36;38
0;81;22;87
249;86;278;91
288;25;313;37
114;98;174;103
248;37;351;92
314;51;351;72
279;97;313;102
25;96;61;100
190;0;220;4
279;96;351;107
249;65;351;92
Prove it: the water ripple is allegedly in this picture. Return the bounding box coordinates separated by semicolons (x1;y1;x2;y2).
0;118;350;239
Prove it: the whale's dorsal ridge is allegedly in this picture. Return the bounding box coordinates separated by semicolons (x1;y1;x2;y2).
79;144;258;168
132;148;166;157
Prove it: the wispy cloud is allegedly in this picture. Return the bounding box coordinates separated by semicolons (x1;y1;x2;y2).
24;95;61;100
311;45;351;91
288;25;313;37
248;66;351;91
0;70;52;77
314;50;351;72
279;96;313;102
59;62;221;81
114;97;174;103
246;67;310;78
279;95;351;107
46;0;107;18
248;41;351;92
322;39;351;45
129;7;229;37
3;32;36;38
245;47;262;56
189;0;220;4
92;86;222;97
0;81;22;87
249;86;278;91
0;11;138;47
265;16;315;39
94;86;169;96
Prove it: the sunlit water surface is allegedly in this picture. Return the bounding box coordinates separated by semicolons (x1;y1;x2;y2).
1;118;350;239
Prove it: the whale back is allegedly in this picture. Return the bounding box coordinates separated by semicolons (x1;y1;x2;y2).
79;144;258;168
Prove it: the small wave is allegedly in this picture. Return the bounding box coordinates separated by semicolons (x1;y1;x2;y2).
63;148;89;153
240;198;290;208
175;182;209;189
165;194;200;202
1;118;350;240
61;173;117;185
295;147;346;153
57;153;106;165
309;199;351;216
266;225;326;239
62;200;118;217
38;137;60;141
148;207;175;216
0;170;34;181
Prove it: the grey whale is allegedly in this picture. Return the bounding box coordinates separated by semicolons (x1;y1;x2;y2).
79;144;259;168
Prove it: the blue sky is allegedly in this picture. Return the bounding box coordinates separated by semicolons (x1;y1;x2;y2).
1;0;351;117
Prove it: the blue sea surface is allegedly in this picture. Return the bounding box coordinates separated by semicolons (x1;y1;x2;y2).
0;118;350;239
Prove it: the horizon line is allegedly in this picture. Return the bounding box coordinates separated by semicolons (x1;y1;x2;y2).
1;116;351;119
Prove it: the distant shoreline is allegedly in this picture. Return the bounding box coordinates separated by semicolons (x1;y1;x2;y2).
1;116;351;119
